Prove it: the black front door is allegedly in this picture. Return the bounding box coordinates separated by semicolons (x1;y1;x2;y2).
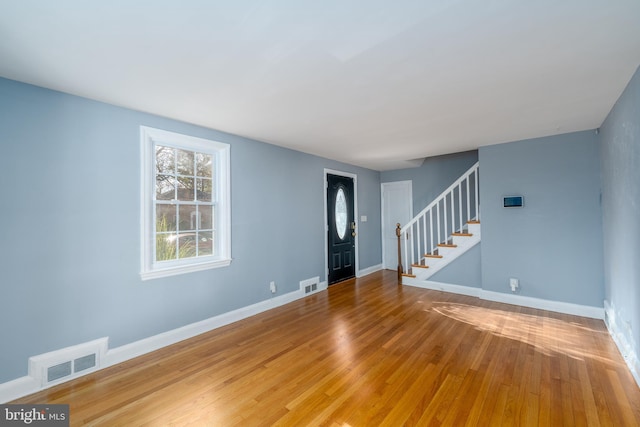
327;174;356;285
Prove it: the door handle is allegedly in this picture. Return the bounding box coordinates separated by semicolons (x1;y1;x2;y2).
351;221;356;237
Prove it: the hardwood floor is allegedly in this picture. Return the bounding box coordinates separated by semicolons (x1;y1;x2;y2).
13;270;640;426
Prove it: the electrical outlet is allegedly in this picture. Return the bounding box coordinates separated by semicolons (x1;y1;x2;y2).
270;281;276;293
510;278;519;292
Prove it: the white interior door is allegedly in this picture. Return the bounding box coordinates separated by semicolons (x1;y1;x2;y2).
381;181;413;270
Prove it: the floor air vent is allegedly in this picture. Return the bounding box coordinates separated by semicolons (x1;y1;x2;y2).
29;338;107;386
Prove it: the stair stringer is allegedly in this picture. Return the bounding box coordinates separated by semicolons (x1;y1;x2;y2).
403;222;480;284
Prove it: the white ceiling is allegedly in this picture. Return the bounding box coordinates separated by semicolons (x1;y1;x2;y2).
1;1;639;171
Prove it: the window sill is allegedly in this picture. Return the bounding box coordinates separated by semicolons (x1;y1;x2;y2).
140;258;232;281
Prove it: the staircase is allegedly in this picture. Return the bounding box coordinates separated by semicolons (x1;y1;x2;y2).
398;162;480;284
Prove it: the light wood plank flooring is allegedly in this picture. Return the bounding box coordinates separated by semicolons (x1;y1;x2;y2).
13;270;640;426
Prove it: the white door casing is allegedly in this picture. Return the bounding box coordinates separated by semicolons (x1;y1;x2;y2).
381;181;412;270
324;169;359;282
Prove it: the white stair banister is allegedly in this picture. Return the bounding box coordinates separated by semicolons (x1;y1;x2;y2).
398;162;479;277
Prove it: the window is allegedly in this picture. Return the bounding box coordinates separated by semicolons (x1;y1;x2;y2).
335;188;347;240
141;126;231;280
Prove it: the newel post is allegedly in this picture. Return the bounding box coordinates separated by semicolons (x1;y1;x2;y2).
396;223;403;283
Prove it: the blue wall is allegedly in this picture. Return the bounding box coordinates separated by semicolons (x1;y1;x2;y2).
380;150;478;216
600;65;640;361
0;78;382;383
479;131;604;306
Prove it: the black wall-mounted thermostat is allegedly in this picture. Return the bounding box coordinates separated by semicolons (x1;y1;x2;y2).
503;196;524;208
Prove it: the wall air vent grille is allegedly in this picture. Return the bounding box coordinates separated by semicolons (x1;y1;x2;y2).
47;362;72;383
29;338;108;386
74;353;97;373
300;276;323;296
304;282;319;294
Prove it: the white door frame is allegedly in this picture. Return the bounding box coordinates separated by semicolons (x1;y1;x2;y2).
324;169;358;283
381;180;413;270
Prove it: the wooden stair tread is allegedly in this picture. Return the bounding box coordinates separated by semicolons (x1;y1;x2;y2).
401;273;416;278
411;264;429;269
437;243;457;248
467;220;480;224
424;254;443;258
451;232;473;237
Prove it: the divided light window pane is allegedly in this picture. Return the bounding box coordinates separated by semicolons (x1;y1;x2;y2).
176;149;194;176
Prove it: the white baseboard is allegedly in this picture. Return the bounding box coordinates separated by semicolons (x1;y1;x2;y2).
403;278;481;298
480;290;604;319
402;278;604;319
357;263;383;277
0;377;39;404
604;300;640;388
0;286;311;403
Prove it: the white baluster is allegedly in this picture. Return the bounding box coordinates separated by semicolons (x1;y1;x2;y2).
437;202;441;246
403;230;408;274
422;214;427;258
458;183;463;233
465;177;471;221
415;220;420;264
443;197;447;244
409;225;415;269
450;190;455;238
475;168;479;219
430;210;434;254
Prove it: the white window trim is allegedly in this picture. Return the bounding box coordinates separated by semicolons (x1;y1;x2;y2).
140;126;231;280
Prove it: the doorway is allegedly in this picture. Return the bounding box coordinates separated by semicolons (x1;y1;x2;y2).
326;171;357;285
381;180;413;270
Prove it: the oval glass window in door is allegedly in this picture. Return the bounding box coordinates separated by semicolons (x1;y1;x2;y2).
335;188;348;240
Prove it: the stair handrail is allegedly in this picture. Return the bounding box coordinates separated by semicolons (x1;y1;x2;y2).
398;161;479;277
